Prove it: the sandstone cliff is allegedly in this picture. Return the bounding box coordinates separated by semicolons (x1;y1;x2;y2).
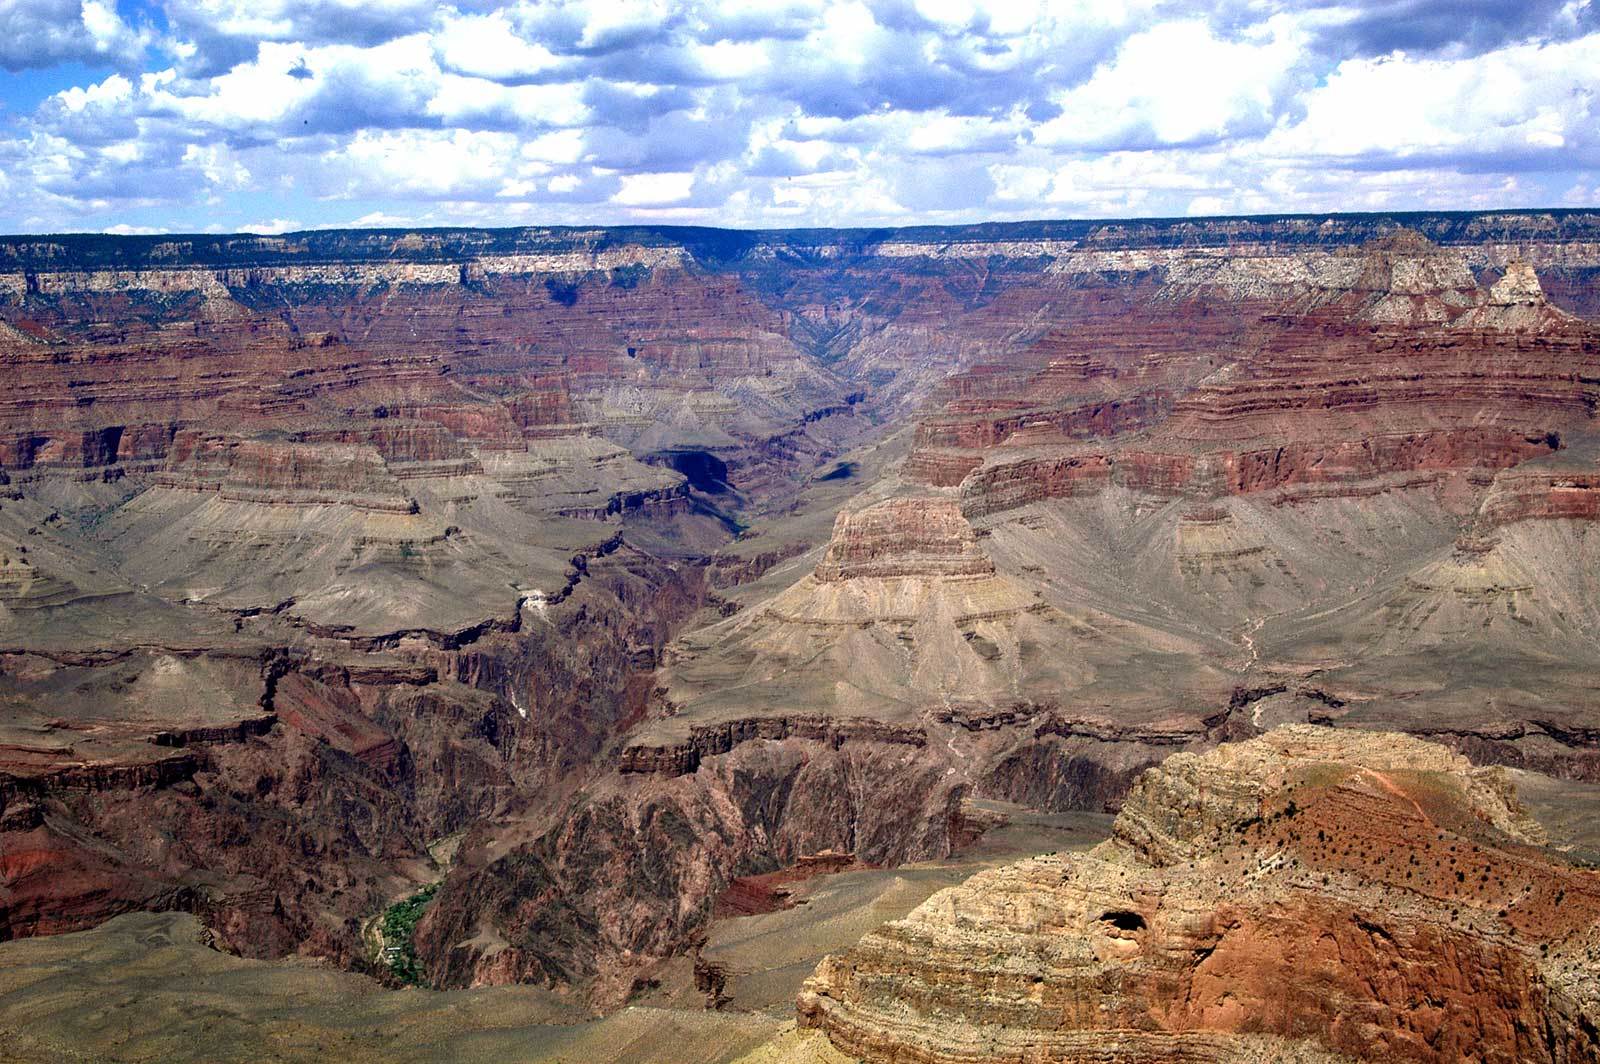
800;726;1600;1063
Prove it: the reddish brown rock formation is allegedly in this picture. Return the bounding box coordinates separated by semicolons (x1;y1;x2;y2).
714;850;864;917
155;430;419;511
0;542;705;964
907;234;1599;521
1478;445;1600;526
813;498;994;580
799;727;1600;1063
619;714;929;777
414;734;973;1006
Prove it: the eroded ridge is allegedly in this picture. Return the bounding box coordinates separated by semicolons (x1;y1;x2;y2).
799;726;1600;1064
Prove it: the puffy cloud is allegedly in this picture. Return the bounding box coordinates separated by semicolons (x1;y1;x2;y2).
53;71;135;112
320;129;524;199
0;0;150;71
432;11;566;80
1036;16;1309;149
571;0;677;53
0;0;1595;231
612;170;695;205
428;75;591;130
161;0;442;73
1266;34;1600;164
905;113;1024;156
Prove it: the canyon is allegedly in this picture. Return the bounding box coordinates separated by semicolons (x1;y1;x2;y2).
2;212;1600;1061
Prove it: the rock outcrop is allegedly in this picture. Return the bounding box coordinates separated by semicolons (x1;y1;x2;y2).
908;234;1598;518
415;732;973;1007
799;726;1600;1063
813;499;995;581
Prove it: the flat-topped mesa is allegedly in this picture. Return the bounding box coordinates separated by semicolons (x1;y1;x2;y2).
800;726;1600;1064
813;498;995;581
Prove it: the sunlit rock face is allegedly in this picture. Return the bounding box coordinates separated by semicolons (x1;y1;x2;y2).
813;499;995;581
800;727;1600;1064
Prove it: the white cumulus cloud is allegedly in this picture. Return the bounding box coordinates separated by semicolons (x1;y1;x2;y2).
0;0;1595;231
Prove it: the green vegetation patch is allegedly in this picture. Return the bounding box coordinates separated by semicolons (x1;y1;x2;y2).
380;883;438;986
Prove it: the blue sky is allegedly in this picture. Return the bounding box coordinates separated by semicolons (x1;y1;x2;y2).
0;0;1596;234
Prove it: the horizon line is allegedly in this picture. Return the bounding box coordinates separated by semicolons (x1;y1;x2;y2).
4;204;1599;244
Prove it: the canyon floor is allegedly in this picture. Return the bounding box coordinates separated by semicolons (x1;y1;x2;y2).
0;805;1113;1063
3;763;1598;1062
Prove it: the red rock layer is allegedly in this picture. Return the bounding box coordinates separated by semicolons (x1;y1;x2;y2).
800;727;1600;1064
153;430;416;511
812;498;995;581
713;851;864;917
903;240;1600;519
1479;462;1600;526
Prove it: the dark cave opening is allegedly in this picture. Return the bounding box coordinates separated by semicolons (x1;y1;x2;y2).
1099;910;1147;933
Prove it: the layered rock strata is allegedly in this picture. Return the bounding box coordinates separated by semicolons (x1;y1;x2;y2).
799;726;1600;1063
6;212;1600;1012
635;496;1077;760
908;235;1598;514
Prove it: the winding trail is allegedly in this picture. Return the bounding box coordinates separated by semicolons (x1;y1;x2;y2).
1239;617;1269;726
1239;616;1264;673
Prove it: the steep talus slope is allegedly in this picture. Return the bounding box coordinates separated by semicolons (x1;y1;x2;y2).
638;486;1237;779
799;727;1600;1063
643;497;1074;740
